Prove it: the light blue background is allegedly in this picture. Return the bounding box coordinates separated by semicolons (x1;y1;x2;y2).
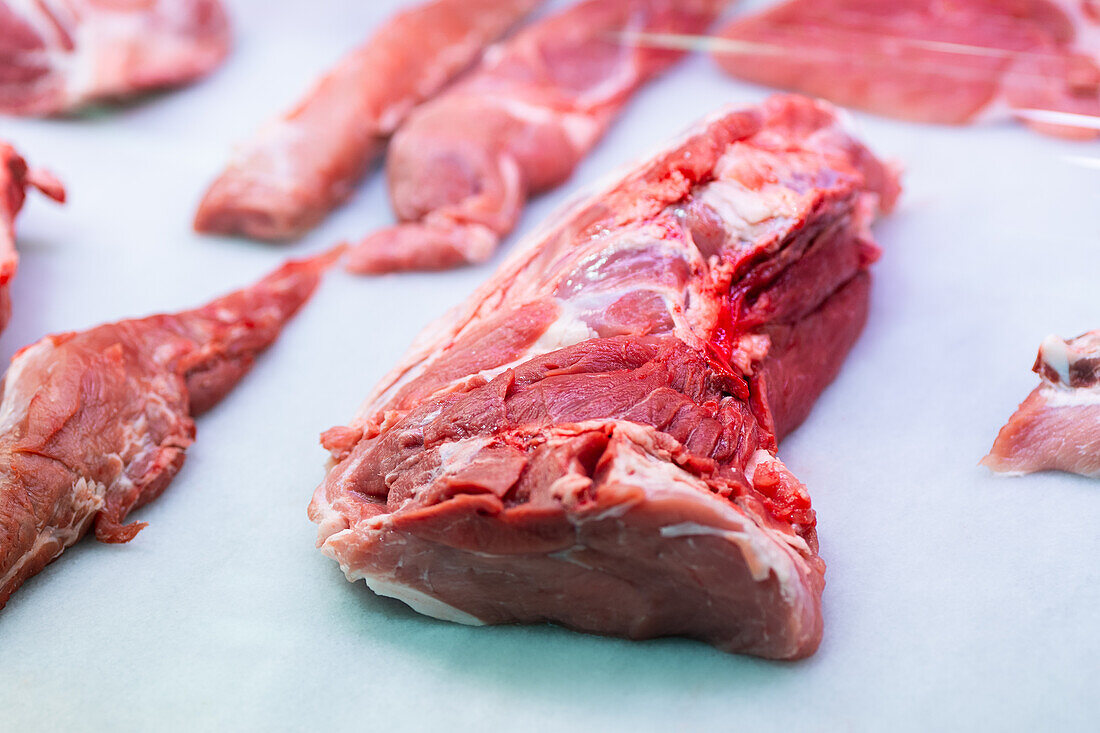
1;1;1097;730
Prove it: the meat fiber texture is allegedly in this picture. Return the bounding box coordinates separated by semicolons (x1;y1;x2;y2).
713;0;1100;140
0;142;64;336
194;0;541;242
984;330;1100;478
0;251;334;609
311;95;900;660
0;0;230;116
345;0;733;275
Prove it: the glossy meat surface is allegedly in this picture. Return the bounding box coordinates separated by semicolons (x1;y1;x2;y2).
713;0;1100;139
313;96;898;659
0;251;333;609
984;330;1100;477
346;0;731;274
0;0;230;116
0;142;64;336
195;0;540;242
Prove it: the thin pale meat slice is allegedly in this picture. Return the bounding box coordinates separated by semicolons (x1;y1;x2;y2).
0;0;231;116
0;250;336;609
711;0;1100;139
1;143;64;336
194;0;541;242
313;95;899;659
984;330;1100;477
345;0;733;275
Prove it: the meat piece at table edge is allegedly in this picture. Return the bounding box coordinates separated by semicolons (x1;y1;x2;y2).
0;0;231;116
344;0;733;275
313;94;899;659
984;330;1100;478
0;248;338;610
711;0;1100;140
194;0;542;243
0;143;65;337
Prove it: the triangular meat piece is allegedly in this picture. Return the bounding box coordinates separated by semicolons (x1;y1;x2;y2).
312;96;898;659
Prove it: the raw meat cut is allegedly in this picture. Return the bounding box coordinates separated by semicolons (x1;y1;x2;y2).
1;143;64;337
0;0;230;116
984;330;1100;477
194;0;540;242
0;250;335;609
711;0;1100;139
345;0;732;275
312;95;899;659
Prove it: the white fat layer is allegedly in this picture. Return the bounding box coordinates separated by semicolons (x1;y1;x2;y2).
553;226;707;346
228;120;306;190
0;339;55;434
1052;0;1100;62
359;575;486;626
973;96;1015;124
64;7;147;104
1040;383;1100;407
742;448;774;486
435;435;495;470
487;95;603;152
547;544;594;570
0;477;106;592
527;308;597;354
1039;334;1072;385
72;3;219;104
658;522;772;582
697;177;797;232
452;302;597;390
595;430;814;600
6;0;72;53
1038;332;1100;402
309;491;348;547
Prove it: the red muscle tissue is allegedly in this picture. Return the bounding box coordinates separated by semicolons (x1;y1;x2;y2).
0;251;335;609
312;96;899;659
712;0;1100;139
0;0;230;116
195;0;541;242
346;0;733;275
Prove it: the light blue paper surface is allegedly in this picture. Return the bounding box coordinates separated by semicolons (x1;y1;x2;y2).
1;1;1097;730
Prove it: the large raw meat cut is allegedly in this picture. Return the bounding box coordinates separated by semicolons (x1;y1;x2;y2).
0;0;230;116
0;251;334;609
312;95;899;659
194;0;540;242
1;143;64;337
345;0;732;275
711;0;1100;139
984;330;1100;477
